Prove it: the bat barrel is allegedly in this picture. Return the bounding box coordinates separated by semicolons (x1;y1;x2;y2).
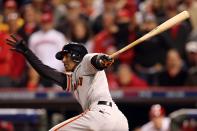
109;11;190;58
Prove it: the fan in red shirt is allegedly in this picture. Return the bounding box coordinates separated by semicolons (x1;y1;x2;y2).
93;11;116;54
10;13;26;87
0;121;14;131
108;63;148;90
0;32;13;87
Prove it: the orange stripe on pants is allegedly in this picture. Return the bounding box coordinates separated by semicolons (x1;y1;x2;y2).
53;110;89;131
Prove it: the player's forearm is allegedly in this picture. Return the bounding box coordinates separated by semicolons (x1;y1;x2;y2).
24;49;67;89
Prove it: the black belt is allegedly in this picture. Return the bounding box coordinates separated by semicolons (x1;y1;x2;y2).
98;101;112;107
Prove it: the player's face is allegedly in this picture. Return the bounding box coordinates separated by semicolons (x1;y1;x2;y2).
62;54;77;72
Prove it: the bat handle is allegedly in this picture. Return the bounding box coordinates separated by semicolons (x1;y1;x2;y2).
109;52;120;58
109;40;140;58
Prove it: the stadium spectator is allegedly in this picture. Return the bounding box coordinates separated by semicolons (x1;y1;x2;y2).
116;64;148;89
31;0;50;26
87;0;104;20
28;12;66;90
181;119;197;131
157;49;188;86
185;41;197;67
179;0;197;30
133;15;171;85
69;19;93;52
32;0;45;13
113;9;135;65
0;121;14;131
66;0;89;22
0;32;13;87
93;11;116;55
80;0;96;19
17;3;40;44
56;0;89;38
92;0;116;34
49;0;66;27
137;0;166;24
107;63;148;90
164;1;192;59
185;41;197;86
7;12;26;87
3;0;18;20
115;0;137;16
3;0;24;31
0;14;9;33
141;104;171;131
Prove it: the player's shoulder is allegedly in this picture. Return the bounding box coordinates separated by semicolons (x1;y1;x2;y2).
81;53;100;63
78;53;98;69
83;53;99;58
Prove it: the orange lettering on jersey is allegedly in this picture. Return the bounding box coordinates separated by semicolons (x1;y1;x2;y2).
73;83;77;90
73;77;83;90
66;74;72;92
78;77;83;86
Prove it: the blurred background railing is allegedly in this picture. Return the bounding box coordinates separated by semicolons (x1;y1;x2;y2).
0;87;197;107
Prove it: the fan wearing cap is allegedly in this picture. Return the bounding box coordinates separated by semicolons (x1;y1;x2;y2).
185;41;197;86
2;0;24;32
6;35;128;131
141;104;171;131
4;0;17;17
185;41;197;67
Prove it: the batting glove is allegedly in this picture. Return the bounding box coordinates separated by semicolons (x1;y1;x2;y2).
98;54;114;67
90;54;114;71
6;34;28;54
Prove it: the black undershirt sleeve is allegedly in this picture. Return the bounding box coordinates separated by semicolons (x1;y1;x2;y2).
24;49;67;90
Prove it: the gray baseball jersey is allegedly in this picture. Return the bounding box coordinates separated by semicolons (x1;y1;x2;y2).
66;53;113;110
49;53;129;131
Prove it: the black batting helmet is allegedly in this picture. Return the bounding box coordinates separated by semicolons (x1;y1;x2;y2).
55;42;88;62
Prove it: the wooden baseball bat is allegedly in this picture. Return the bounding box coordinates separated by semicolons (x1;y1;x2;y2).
110;11;190;58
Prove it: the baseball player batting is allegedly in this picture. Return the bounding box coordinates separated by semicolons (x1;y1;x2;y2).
6;35;128;131
6;11;190;131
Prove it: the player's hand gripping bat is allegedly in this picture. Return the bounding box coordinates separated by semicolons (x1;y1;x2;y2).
109;11;190;58
98;54;114;67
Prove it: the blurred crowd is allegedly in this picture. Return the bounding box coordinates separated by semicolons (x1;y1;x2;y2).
0;0;197;90
134;104;197;131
